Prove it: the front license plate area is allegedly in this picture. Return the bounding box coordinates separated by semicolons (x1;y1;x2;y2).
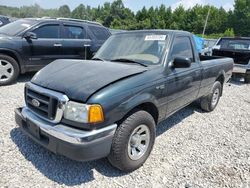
26;119;41;139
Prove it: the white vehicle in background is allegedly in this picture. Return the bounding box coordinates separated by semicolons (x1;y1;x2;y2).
202;39;218;56
193;36;217;56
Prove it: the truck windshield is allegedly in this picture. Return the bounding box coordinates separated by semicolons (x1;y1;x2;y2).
218;38;250;51
0;19;36;36
94;32;168;65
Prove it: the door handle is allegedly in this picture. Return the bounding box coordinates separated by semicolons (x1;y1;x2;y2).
54;43;62;47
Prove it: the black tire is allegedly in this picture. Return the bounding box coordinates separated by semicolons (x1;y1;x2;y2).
108;110;156;172
245;74;250;83
200;81;222;112
0;54;19;86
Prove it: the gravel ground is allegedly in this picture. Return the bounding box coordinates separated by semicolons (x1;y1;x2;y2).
0;74;249;188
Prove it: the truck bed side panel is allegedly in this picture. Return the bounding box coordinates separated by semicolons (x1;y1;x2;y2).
198;58;233;98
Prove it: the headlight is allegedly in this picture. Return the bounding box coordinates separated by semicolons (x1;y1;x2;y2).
63;101;104;123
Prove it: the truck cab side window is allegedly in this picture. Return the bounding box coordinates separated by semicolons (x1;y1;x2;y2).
171;37;194;62
32;25;60;39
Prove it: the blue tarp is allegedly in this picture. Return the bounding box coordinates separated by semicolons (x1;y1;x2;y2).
193;35;205;53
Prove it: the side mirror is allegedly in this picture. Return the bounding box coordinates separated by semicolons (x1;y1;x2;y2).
24;32;37;39
171;57;191;69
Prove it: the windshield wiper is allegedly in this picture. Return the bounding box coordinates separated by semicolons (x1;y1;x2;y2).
110;58;148;67
92;57;105;61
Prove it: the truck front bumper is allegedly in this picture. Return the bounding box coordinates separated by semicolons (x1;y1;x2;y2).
15;107;117;162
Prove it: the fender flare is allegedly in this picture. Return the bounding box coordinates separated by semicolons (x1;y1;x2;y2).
215;70;226;85
118;92;159;121
0;48;24;72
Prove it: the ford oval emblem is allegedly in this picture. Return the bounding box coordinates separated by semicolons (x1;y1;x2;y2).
32;99;40;107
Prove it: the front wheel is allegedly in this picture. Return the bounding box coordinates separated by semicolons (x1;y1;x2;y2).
108;110;156;172
200;81;222;112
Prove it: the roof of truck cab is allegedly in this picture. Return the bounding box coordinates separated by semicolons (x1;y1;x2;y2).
112;29;191;35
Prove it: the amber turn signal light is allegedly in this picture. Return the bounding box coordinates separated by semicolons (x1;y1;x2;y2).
88;104;104;123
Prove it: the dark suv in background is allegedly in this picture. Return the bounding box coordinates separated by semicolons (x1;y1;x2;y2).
0;18;111;85
0;15;13;27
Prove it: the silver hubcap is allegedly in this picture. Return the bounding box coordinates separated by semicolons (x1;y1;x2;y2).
212;88;220;106
0;60;14;82
128;124;150;161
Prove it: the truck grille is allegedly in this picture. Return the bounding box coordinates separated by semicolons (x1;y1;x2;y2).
26;88;58;120
24;82;69;123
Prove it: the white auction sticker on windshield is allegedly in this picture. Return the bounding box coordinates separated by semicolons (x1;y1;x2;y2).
145;35;166;41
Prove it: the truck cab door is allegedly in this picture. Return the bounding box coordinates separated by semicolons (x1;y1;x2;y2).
22;24;64;70
163;36;202;116
61;24;92;60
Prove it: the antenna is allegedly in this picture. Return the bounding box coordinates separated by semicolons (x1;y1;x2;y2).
202;6;211;37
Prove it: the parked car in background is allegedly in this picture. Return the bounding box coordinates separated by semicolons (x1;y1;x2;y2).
202;39;217;56
15;30;233;172
0;17;111;85
212;37;250;83
0;15;12;27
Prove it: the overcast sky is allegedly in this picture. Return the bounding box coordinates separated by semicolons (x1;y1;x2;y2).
0;0;235;12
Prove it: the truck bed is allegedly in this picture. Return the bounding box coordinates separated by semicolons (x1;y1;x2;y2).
200;55;225;61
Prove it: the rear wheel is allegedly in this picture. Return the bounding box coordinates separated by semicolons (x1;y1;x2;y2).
0;54;19;86
108;110;156;172
200;81;222;112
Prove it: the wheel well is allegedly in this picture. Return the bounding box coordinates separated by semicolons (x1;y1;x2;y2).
216;75;225;85
0;50;20;69
120;102;159;125
216;75;225;96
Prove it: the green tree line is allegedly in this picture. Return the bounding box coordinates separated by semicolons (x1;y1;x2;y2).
0;0;249;37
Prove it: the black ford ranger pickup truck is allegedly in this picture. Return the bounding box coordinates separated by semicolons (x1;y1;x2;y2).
15;30;233;172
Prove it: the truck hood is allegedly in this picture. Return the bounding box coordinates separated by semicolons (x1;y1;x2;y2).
31;59;147;102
